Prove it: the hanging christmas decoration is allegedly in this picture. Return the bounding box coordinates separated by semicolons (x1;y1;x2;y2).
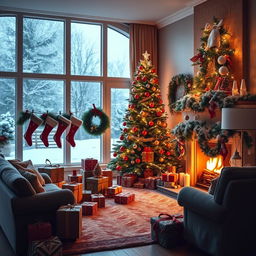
82;104;110;136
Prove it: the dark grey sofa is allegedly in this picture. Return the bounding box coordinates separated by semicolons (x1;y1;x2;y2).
178;167;256;256
0;155;75;256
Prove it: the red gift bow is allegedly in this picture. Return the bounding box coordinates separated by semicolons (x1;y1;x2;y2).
91;104;102;116
153;213;183;241
190;53;203;63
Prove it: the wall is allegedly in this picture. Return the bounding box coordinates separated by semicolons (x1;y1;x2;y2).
158;15;194;129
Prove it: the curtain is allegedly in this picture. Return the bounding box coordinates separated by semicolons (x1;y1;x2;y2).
129;23;158;78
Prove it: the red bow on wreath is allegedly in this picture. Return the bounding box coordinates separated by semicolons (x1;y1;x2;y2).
91;104;102;116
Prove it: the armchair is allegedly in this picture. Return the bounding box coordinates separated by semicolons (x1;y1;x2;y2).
178;167;256;256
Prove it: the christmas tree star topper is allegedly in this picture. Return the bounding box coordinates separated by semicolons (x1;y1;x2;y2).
142;51;150;61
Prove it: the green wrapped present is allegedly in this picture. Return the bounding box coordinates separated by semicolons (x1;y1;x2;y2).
150;213;184;249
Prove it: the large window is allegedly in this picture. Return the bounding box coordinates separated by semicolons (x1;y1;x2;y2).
0;12;130;165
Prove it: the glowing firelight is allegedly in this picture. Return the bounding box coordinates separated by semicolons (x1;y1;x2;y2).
206;156;224;173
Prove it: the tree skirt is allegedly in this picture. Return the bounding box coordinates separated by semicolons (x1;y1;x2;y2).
62;187;183;255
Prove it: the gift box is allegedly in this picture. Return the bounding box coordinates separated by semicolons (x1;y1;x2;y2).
38;167;64;183
62;183;83;203
117;175;122;185
156;179;164;186
145;177;158;189
133;182;144;189
68;174;83;183
28;222;52;242
57;205;82;240
142;147;154;163
102;169;113;187
138;177;146;184
114;192;135;204
28;236;62;256
167;173;178;183
82;190;92;202
143;168;153;178
151;214;184;249
86;176;108;194
81;202;98;216
81;158;98;171
107;185;122;197
161;173;168;182
122;176;134;187
91;193;105;208
53;181;66;188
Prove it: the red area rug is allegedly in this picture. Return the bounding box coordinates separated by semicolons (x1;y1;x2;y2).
62;187;182;255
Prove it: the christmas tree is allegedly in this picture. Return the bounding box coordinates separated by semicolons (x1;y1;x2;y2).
108;52;180;177
191;17;235;92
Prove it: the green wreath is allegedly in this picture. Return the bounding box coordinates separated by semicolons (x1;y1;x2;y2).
82;105;110;136
168;74;193;111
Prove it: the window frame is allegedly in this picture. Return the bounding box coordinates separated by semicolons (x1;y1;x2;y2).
0;10;130;166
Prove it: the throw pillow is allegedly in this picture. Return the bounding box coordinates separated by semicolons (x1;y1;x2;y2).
208;177;219;195
19;169;45;193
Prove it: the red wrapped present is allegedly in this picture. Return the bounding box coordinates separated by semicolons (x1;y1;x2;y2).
81;158;98;171
81;202;98;216
143;169;153;178
142;147;154;163
68;174;83;183
28;236;62;256
28;222;52;242
162;173;168;182
122;176;134;187
91;193;105;208
82;190;92;202
102;169;113;187
145;177;158;189
167;173;178;183
114;192;135;204
133;182;144;189
57;205;82;240
138;177;146;184
123;173;137;182
107;185;122;197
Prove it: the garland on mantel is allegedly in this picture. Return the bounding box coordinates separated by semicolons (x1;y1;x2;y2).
172;90;256;113
172;120;235;159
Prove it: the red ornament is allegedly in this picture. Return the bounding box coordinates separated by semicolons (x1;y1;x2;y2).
141;130;148;136
123;156;128;161
113;152;117;157
132;88;136;93
136;76;141;81
133;127;138;132
120;146;125;152
142;76;147;82
156;112;162;117
159;99;163;104
144;92;150;97
134;94;139;100
123;128;128;133
139;66;144;71
161;108;165;113
116;165;122;171
149;102;155;108
132;81;136;85
151;68;156;73
120;135;124;140
159;149;165;154
135;158;141;164
152;78;158;84
148;121;154;126
123;122;127;126
166;151;171;156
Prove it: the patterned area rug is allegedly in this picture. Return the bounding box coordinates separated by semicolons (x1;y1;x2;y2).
62;187;183;255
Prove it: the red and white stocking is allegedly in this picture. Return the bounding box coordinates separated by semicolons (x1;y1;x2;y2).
40;115;58;147
66;116;83;147
24;114;43;146
53;115;71;148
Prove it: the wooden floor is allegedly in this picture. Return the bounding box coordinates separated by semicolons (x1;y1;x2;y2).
73;244;208;256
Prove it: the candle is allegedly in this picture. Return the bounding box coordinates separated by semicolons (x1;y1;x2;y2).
232;80;239;96
240;79;247;96
184;173;190;187
179;172;185;186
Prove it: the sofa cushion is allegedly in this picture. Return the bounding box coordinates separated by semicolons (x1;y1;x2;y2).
19;170;45;193
0;160;36;197
8;159;45;186
44;183;61;192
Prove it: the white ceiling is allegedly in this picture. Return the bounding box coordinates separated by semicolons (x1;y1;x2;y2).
0;0;205;27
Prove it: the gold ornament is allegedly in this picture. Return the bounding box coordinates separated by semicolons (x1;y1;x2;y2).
154;140;160;146
157;120;162;126
152;87;156;91
161;122;167;128
159;157;164;162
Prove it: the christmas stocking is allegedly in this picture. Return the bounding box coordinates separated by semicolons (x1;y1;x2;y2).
40;115;58;147
24;114;43;146
66;116;83;147
53;115;71;148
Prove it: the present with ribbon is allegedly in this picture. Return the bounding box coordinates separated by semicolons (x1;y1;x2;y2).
161;173;168;182
167;173;178;183
56;204;82;240
106;185;122;197
150;213;184;249
122;176;134;187
82;190;92;202
114;192;135;204
81;158;98;171
62;183;83;203
28;222;52;242
28;236;62;256
102;169;113;187
145;177;158;189
81;202;98;216
142;147;154;163
133;182;144;189
143;168;153;178
91;193;105;208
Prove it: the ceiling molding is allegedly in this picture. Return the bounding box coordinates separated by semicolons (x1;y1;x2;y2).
157;0;207;29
